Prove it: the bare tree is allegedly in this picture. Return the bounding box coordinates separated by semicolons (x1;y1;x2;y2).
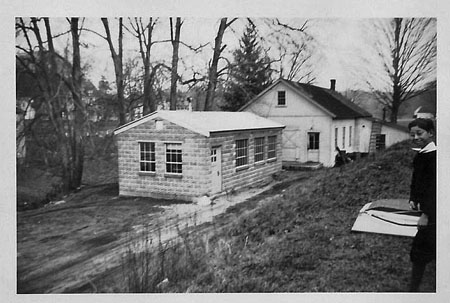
128;17;168;114
263;18;316;83
367;18;436;123
169;17;182;110
67;17;85;188
16;17;87;191
101;17;127;125
204;18;237;111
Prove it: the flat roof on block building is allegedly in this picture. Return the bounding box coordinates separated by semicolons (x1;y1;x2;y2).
114;110;285;137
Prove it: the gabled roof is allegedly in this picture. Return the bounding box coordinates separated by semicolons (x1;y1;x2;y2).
114;110;285;137
240;78;372;119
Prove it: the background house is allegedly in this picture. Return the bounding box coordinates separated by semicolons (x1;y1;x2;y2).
240;78;409;167
344;85;436;128
114;110;285;201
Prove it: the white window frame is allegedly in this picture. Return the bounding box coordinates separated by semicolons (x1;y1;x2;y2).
277;91;286;106
139;141;156;173
349;126;352;147
254;137;265;163
267;135;277;160
165;142;182;174
235;139;249;168
307;132;320;150
342;127;346;149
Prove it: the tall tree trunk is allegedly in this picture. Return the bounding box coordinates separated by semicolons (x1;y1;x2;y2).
69;17;85;189
390;18;402;124
169;17;182;110
42;18;72;192
204;18;228;111
102;17;126;125
134;17;156;115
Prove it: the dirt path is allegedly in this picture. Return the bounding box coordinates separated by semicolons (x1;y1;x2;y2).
17;171;309;293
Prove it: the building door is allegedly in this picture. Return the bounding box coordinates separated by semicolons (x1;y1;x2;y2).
211;146;222;193
307;132;320;162
282;128;301;161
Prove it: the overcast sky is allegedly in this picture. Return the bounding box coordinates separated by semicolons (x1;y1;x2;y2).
31;17;374;92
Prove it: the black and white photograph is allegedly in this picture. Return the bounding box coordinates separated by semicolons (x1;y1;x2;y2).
3;0;450;302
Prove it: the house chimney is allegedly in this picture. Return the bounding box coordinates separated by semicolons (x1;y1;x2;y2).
330;79;336;91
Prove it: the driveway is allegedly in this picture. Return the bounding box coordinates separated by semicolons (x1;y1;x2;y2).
17;171;309;293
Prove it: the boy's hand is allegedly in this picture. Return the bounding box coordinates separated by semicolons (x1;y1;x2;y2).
417;213;429;230
409;200;420;211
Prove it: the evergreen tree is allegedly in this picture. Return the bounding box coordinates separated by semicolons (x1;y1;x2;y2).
222;23;273;111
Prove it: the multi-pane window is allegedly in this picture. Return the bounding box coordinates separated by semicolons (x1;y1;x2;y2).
349;126;352;147
211;149;217;163
254;137;265;163
277;91;286;106
308;132;320;150
139;142;156;172
342;127;346;149
267;135;277;159
235;139;249;168
335;128;338;147
166;143;182;174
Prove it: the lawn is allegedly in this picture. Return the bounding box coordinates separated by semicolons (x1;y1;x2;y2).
131;140;435;293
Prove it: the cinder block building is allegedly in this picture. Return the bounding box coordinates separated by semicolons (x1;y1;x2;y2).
113;110;285;201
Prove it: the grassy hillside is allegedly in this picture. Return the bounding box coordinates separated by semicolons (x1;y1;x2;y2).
151;140;435;293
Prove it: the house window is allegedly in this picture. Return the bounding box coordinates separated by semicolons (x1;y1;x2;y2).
277;91;286;106
375;134;386;150
335;128;338;147
235;139;249;168
267;135;277;159
139;142;156;172
349;126;352;147
308;132;320;150
254;137;265;163
342;127;346;149
166;143;182;174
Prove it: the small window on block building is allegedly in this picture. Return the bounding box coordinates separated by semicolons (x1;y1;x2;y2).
166;143;182;174
139;142;156;172
235;139;249;168
267;135;277;160
254;137;265;163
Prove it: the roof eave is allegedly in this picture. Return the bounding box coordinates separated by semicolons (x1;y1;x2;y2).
210;125;286;136
113;111;159;135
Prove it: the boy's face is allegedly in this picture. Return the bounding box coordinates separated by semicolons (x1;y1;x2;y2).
410;126;433;149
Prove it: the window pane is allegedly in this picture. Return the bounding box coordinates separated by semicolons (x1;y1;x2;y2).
235;139;249;167
308;133;319;150
277;91;286;105
267;136;277;159
166;143;182;173
255;137;264;162
139;142;156;172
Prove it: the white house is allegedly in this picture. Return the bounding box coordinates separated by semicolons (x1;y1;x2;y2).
240;79;409;167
